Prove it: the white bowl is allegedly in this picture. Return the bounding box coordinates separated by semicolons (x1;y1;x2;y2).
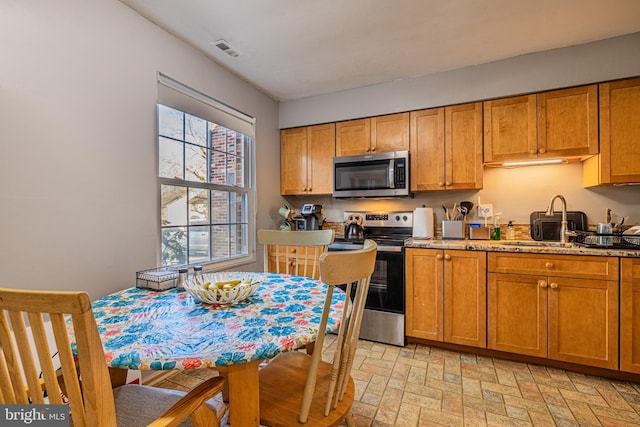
183;272;262;305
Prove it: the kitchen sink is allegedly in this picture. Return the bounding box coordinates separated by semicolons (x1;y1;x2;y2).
499;240;577;248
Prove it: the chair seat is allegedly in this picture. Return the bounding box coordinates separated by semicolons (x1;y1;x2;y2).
113;384;226;427
259;352;354;427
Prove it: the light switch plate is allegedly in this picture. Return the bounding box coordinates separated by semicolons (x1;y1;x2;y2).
478;204;493;219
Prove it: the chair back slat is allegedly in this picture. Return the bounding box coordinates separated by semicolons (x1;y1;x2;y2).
27;312;63;405
297;239;377;423
258;229;335;279
0;288;117;427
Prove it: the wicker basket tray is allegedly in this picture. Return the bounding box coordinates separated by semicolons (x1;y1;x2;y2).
136;267;178;290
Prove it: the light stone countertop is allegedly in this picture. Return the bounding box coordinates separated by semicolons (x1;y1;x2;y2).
405;238;640;258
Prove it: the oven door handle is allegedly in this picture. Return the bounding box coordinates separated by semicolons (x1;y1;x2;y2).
376;245;403;253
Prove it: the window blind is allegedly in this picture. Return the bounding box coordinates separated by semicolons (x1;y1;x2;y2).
157;72;256;137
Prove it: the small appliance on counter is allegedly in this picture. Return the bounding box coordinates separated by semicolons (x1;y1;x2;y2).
298;203;324;231
345;213;365;240
530;211;587;241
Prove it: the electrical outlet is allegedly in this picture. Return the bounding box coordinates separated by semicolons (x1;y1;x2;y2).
478;204;493;219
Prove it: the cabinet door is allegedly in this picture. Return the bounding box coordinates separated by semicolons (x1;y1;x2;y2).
335;118;371;156
537;85;598;158
445;102;483;190
443;250;486;348
280;127;308;195
621;258;640;373
409;108;445;191
488;273;547;357
307;123;335;195
405;248;443;341
547;277;618;370
595;78;640;185
483;95;537;163
371;112;409;153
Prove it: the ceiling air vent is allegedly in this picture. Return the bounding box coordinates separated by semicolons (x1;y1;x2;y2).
213;39;240;58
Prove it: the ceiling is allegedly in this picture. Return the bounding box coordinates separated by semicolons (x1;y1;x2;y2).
120;0;640;101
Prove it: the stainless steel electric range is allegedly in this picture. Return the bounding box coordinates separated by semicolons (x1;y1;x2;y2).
329;211;413;347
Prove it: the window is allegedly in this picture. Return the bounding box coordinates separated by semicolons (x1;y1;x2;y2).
157;74;255;268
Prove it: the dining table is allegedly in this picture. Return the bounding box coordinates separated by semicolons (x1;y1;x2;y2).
83;272;347;426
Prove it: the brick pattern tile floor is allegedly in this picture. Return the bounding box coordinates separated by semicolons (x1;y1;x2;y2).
154;337;640;426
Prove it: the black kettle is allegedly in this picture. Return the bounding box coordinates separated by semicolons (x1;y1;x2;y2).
345;214;364;240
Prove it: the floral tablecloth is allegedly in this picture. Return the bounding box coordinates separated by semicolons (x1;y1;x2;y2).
84;273;346;370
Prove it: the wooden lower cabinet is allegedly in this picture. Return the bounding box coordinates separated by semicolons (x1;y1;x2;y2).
488;252;619;370
488;273;547;358
406;248;486;348
405;248;443;341
547;276;618;369
621;258;640;373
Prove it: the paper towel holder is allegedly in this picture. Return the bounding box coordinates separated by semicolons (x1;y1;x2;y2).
413;205;435;239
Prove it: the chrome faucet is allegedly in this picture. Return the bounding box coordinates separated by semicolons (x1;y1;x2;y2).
545;194;576;243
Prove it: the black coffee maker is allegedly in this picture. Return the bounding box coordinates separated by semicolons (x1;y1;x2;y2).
300;204;323;231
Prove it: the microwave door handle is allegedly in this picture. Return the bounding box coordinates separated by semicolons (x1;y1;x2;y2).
388;160;395;188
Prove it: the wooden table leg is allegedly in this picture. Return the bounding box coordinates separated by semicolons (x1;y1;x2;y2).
225;360;261;426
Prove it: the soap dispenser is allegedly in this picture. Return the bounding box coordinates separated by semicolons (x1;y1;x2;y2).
506;221;515;240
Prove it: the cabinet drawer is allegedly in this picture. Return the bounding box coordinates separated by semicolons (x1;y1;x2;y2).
267;245;324;260
488;252;618;280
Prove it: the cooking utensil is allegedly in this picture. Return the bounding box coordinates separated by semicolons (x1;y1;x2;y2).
460;201;474;217
605;208;612;224
442;205;449;221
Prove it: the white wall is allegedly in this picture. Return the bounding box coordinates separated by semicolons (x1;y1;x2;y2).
0;0;280;299
278;32;640;230
280;32;640;128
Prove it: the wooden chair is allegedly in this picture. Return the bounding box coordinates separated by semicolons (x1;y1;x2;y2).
0;288;225;427
258;229;335;279
258;240;377;426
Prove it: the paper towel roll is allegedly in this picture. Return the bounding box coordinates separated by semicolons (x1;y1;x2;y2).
413;207;434;239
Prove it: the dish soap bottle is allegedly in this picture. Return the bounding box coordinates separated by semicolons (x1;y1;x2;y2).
491;215;501;240
506;221;515;240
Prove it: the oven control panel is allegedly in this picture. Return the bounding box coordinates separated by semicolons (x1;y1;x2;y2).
344;211;413;228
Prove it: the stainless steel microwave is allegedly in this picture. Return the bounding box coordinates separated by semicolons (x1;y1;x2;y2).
333;150;411;198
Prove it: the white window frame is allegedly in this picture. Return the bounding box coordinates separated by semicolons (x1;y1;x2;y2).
157;73;256;270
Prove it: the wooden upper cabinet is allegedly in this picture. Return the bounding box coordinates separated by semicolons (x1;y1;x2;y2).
336;113;408;156
280;127;308;195
445;102;483;190
537;84;598;158
410;108;445;191
584;78;640;186
335;118;371;156
410;103;482;192
483;95;537;163
280;123;335;195
371;112;409;153
307;123;335;195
